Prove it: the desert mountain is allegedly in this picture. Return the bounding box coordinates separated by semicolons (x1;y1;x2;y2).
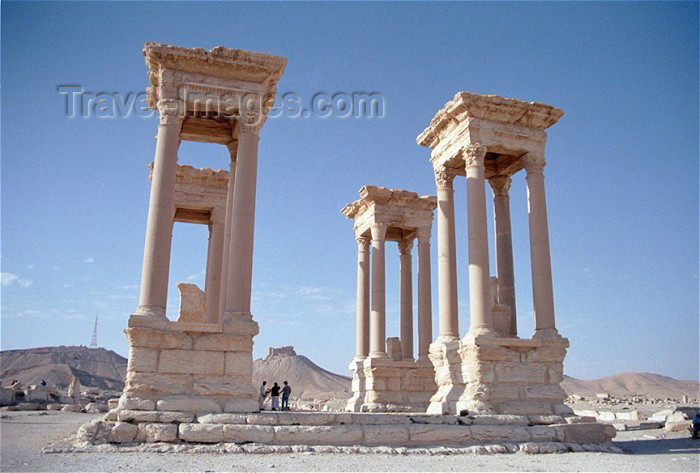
0;346;127;390
253;347;351;401
562;373;699;400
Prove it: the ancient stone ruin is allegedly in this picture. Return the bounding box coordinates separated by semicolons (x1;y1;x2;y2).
342;186;437;412
78;43;615;450
417;92;570;417
118;43;287;416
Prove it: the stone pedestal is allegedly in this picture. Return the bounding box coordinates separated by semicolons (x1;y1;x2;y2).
427;335;570;416
118;315;259;416
347;356;437;413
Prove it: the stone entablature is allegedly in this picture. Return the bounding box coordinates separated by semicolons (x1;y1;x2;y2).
341;186;436;241
417;92;563;181
143;43;287;121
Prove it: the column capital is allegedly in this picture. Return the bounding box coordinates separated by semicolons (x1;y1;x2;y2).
463;143;487;168
434;167;456;190
356;235;370;248
489;175;512;196
416;226;432;242
522;153;546;175
157;106;184;127
238;112;265;136
370;222;388;240
398;239;414;255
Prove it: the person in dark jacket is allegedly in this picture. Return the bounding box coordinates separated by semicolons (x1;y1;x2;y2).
281;381;292;411
270;382;280;411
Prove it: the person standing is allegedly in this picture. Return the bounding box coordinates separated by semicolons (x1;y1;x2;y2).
270;382;280;411
258;381;268;411
281;381;292;411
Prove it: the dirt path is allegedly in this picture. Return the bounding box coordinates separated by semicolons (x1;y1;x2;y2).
1;411;698;472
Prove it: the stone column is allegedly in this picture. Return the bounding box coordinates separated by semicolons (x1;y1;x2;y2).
416;226;432;361
218;139;237;319
224;115;261;317
464;144;494;337
204;210;225;324
523;153;559;338
369;223;388;358
135;109;183;319
355;236;370;359
399;239;414;360
434;168;459;340
489;176;517;337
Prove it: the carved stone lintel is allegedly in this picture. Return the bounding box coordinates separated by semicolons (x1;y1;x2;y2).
489;176;512;197
434;168;456;190
463;143;487;168
398;239;414;255
356;236;370;248
522;153;546;175
370;223;388;240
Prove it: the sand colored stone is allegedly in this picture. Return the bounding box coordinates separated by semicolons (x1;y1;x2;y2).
342;186;437;412
115;43;286;430
418;92;570;416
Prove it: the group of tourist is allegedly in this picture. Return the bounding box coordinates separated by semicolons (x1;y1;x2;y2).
258;380;292;411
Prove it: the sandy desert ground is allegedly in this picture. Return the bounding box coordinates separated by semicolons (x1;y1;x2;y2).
1;411;698;472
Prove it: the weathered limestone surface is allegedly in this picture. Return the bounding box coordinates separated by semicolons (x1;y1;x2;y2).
428;336;569;416
118;319;259;419
343;186;437;412
348;357;437;412
79;412;614;448
417;92;570;416
176;283;206;322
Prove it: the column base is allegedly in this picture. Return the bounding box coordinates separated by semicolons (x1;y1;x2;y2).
133;305;167;319
532;328;560;339
463;327;498;344
369;351;388;359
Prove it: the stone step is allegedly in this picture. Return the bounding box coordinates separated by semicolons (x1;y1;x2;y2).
79;414;615;447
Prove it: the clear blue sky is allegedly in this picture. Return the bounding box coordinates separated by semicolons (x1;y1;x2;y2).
1;1;698;381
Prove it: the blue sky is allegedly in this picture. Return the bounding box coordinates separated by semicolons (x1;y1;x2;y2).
1;1;698;381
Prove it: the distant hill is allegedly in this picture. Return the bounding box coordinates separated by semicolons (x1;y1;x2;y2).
562;373;700;400
0;346;127;390
253;346;351;401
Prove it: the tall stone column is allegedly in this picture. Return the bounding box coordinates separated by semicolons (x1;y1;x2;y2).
369;223;388;358
434;168;459;340
135;109;183;319
489;176;517;337
399;239;414;360
204;210;225;324
355;236;370;359
464;144;495;337
523;153;559;338
218;140;237;319
416;226;432;361
224;115;261;317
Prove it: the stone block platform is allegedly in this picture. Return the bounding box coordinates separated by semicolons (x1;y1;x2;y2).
78;411;615;449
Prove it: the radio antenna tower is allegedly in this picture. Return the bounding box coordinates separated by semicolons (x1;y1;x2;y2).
90;313;98;349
